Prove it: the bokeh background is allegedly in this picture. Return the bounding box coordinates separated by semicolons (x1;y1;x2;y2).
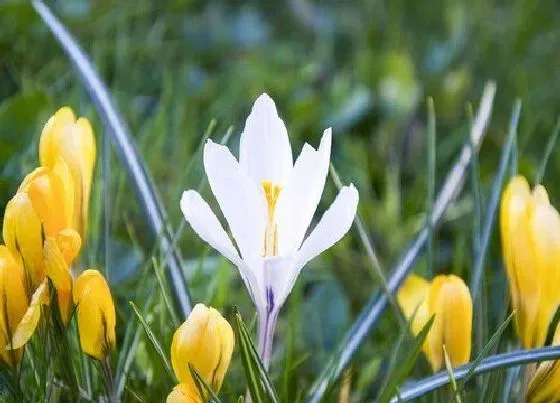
1;0;560;401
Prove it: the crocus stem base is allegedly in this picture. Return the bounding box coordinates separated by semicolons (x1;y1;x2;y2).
257;309;279;370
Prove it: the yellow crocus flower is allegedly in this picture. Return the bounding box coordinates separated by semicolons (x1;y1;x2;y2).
526;321;560;403
397;274;473;371
500;176;560;348
39;107;96;239
166;384;202;403
73;270;116;360
169;304;234;400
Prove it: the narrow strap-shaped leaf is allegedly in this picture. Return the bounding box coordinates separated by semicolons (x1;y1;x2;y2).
189;363;222;403
457;311;515;394
470;100;521;299
392;344;560;402
32;0;192;318
378;316;434;403
129;301;176;383
234;310;279;403
306;82;496;403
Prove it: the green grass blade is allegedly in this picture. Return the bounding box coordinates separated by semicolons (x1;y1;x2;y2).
129;301;176;383
32;0;192;318
443;346;462;403
378;316;434;403
234;310;279;403
470;100;521;300
457;311;515;394
426;97;436;278
306;82;496;403
393;337;560;401
535;116;560;184
189;364;222;403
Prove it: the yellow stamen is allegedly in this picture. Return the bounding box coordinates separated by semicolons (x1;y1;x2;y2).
262;181;282;257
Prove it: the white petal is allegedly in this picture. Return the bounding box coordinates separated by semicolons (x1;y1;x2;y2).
295;184;359;270
262;256;295;311
275;128;332;256
239;93;293;185
181;190;262;304
180;190;242;266
203;140;267;263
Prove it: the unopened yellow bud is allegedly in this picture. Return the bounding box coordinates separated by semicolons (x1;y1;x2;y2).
0;246;29;366
170;304;234;397
166;383;202;403
73;270;116;360
39;107;96;239
500;176;560;348
397;274;472;371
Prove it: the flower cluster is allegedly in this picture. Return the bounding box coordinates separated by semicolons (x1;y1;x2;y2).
0;107;115;363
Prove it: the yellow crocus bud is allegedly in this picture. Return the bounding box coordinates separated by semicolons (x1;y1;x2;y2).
170;304;234;397
166;384;202;403
397;274;473;371
0;246;29;366
500;176;560;348
73;270;116;360
526;321;560;403
39;107;96;239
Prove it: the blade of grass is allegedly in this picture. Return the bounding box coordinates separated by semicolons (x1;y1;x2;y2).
129;301;176;383
426;97;436;278
392;342;560;402
306;82;496;403
152;256;180;328
457;311;515;394
535;116;560;184
378;317;434;403
442;346;462;403
330;165;403;325
234;309;279;403
32;0;192;317
470;100;521;299
189;364;222;403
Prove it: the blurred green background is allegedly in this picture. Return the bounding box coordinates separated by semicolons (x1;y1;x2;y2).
1;0;560;401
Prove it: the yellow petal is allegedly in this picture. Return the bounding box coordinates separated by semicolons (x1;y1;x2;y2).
171;304;234;394
43;237;73;293
39;107;76;169
500;176;540;348
166;383;202;403
527;322;560;403
430;275;472;370
73;270;116;360
0;247;29;364
2;193;44;289
9;281;49;350
528;188;560;347
26;159;74;237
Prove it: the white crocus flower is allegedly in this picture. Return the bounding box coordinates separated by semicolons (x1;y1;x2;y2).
181;93;359;367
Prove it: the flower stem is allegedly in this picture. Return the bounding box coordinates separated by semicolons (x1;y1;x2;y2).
257;309;279;370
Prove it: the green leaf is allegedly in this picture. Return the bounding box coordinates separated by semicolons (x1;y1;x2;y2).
378;316;435;403
234;309;279;403
129;301;176;383
458;311;515;393
189;363;222;403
